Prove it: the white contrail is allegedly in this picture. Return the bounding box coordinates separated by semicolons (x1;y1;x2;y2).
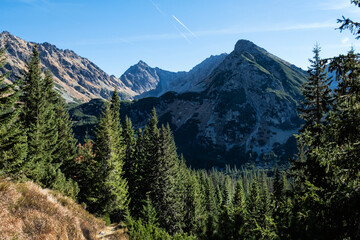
149;0;166;16
172;15;198;39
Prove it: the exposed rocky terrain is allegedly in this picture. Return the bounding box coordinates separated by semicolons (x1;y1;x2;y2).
70;40;307;168
0;31;136;102
131;53;228;98
1;31;226;102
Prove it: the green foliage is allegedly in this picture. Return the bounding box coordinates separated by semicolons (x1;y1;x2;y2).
73;139;98;209
338;0;360;39
298;45;333;135
0;48;27;176
233;179;247;239
141;195;158;226
21;46;56;183
133;109;184;234
93;101;128;217
51;169;79;199
127;217;196;240
54;96;78;180
289;6;360;238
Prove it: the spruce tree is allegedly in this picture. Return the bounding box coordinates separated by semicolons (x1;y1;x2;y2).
273;170;291;239
290;10;360;236
0;48;27;176
153;124;182;233
55;96;77;178
298;45;333;139
293;45;334;195
204;176;219;239
74;139;98;206
122;116;137;211
233;179;247;239
130;128;146;217
21;46;58;185
141;194;158;226
143;108;160;195
182;165;205;235
247;179;260;234
41;69;61;185
218;176;235;240
93;102;128;217
259;172;271;227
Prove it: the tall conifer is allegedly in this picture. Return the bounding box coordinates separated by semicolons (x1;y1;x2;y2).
21;46;58;184
299;45;333;132
93;102;128;217
233;179;247;239
0;48;27;175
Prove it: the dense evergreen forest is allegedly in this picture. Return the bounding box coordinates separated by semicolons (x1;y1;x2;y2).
1;1;360;239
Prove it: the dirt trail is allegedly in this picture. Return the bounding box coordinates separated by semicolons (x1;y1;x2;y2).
97;224;129;240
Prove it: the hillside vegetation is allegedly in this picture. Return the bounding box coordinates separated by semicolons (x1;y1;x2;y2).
0;178;106;240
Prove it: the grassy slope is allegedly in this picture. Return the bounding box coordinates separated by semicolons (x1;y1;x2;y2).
0;178;106;240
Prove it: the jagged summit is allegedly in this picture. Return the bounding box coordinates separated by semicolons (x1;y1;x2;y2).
234;39;268;55
1;30;10;36
137;60;148;65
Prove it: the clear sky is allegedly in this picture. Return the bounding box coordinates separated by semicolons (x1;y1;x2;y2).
1;0;360;76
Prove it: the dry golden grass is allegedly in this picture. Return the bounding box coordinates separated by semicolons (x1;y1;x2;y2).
0;179;105;240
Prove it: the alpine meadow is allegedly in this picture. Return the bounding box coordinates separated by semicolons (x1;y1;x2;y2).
1;0;360;239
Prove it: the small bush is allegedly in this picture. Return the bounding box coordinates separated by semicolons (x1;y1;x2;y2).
0;181;10;191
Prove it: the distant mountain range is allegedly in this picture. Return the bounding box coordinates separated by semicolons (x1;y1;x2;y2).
0;31;134;102
69;39;308;168
0;31;227;102
1;30;309;168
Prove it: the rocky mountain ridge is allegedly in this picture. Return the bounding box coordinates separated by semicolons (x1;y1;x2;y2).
133;53;228;98
70;40;307;168
1;31;226;102
0;31;137;102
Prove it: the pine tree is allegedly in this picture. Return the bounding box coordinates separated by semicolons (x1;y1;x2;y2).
204;176;219;239
0;48;27;176
293;45;334;195
141;194;158;226
123;116;136;170
299;44;333;133
290;15;360;237
122;116;137;212
93;102;128;218
130;128;146;217
247;179;260;235
273;170;291;239
74;138;98;208
143;108;160;196
153;124;182;234
218;176;234;240
259;171;271;227
55;96;77;179
233;179;247;239
181;160;205;236
21;46;59;185
40;69;61;186
338;0;360;39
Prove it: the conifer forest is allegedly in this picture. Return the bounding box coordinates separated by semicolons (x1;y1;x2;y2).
1;1;360;239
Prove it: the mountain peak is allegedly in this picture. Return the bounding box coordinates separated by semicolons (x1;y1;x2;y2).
234;39;263;54
1;31;11;36
0;31;15;41
137;60;148;66
42;42;57;49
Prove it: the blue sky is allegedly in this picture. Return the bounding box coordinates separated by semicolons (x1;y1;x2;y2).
1;0;360;76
